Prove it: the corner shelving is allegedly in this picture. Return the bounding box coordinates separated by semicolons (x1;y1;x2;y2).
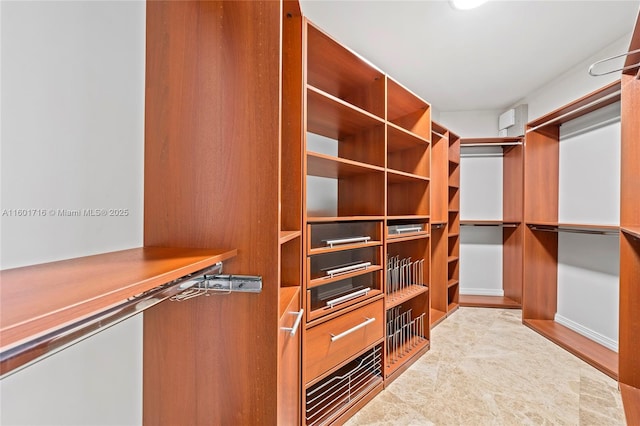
447;130;461;314
523;80;622;380
383;77;431;383
458;137;524;310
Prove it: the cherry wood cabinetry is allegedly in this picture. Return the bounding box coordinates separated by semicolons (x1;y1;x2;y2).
430;122;460;326
458;137;523;309
522;81;621;380
143;2;302;424
619;11;640;424
301;18;434;422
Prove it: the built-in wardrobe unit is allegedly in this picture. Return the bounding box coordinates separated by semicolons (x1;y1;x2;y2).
143;1;303;424
458;138;523;309
299;19;434;423
618;12;640;423
431;122;461;326
522;80;621;380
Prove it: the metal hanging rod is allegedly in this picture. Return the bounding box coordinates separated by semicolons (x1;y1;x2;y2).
528;225;618;236
461;222;518;228
588;48;640;77
1;261;252;379
460;142;522;148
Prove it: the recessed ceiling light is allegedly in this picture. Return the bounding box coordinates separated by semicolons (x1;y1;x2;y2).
450;0;488;10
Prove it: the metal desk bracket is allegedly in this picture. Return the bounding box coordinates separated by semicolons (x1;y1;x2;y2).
171;262;262;301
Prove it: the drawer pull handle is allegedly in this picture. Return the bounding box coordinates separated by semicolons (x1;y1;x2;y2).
330;317;375;342
326;287;371;308
281;309;304;336
324;236;371;247
325;261;371;278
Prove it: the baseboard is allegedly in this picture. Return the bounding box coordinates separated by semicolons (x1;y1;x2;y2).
554;313;618;352
459;288;504;297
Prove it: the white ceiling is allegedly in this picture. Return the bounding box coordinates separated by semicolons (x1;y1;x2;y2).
299;0;640;112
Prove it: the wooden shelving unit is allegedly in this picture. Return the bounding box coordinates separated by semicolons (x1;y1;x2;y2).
430;122;449;327
619;12;640;424
447;130;461;314
301;19;388;425
522;80;622;380
300;19;435;421
458;137;524;309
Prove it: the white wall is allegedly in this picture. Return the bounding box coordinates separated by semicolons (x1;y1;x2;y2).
459;146;503;296
459;227;504;296
512;33;631;122
1;1;145;424
557;233;620;351
437;31;633;138
558;102;620;226
438;109;502;138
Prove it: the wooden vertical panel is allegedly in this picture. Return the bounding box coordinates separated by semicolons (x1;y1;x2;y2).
522;226;558;320
503;224;523;304
524;127;559;224
282;3;303;234
143;1;282;424
278;288;301;425
503;144;524;222
430;131;449;223
430;227;448;319
620;233;640;387
620;75;640;230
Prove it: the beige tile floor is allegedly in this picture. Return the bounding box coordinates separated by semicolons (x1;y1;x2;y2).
345;308;625;426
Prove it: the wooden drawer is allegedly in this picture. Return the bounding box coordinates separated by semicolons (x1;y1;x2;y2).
304;299;383;383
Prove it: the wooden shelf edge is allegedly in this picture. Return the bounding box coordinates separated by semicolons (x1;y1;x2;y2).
447;303;459;314
387;121;430;146
459;295;520;309
279;287;300;319
279;230;301;245
527;80;621;129
385;285;429;309
385;339;430;384
387;215;430;221
307;84;385;124
386;168;430;183
430;308;446;327
622;226;640;240
1;247;237;348
386;232;430;244
526;222;619;234
308;240;383;256
620;383;640;425
447;256;459;263
447;279;459;288
460;137;522;146
307;216;386;223
307;151;386;178
307;265;383;290
1;247;237;375
522;319;618;380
